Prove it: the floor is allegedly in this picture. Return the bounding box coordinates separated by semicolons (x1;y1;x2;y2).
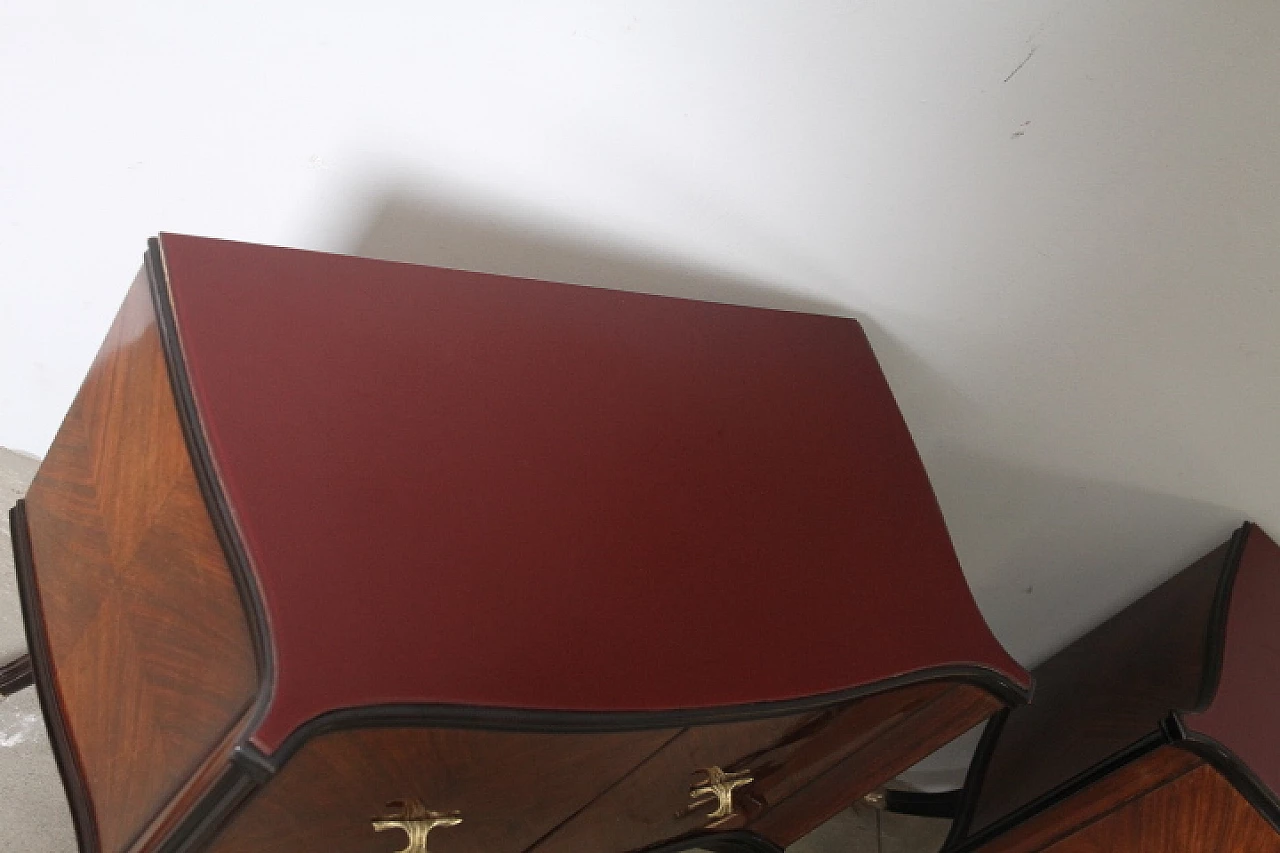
0;446;951;852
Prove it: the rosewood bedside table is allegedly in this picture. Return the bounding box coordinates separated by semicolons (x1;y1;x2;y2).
11;234;1029;853
944;523;1280;853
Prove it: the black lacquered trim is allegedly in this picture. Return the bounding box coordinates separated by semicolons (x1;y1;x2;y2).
1192;522;1252;712
146;238;276;726
154;765;261;853
943;523;1256;852
258;665;1027;771
943;731;1172;852
941;709;1008;848
1177;725;1280;834
145;239;279;852
10;501;100;853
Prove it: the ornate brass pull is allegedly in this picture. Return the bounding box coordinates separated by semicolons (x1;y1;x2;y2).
688;766;754;827
372;800;462;853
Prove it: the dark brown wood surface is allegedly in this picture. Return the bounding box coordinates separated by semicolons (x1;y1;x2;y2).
965;541;1233;835
751;685;1001;846
1044;763;1280;852
200;684;1003;853
201;727;677;853
965;745;1202;853
530;710;822;853
21;271;258;853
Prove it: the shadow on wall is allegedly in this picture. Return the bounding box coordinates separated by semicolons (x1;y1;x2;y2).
346;190;850;316
928;448;1242;667
344;187;1244;664
343;187;974;453
902;452;1241;788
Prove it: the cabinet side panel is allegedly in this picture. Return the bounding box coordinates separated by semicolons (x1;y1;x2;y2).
963;745;1202;853
966;539;1233;834
1043;764;1280;852
1186;526;1280;807
22;270;258;853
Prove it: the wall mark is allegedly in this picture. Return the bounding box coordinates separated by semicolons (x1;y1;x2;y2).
1004;47;1038;83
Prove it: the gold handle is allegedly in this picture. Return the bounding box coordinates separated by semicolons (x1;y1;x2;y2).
688;766;754;827
372;800;462;853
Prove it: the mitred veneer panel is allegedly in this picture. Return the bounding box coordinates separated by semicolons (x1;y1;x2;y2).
156;233;1028;754
960;745;1204;853
18;273;257;853
1044;763;1280;852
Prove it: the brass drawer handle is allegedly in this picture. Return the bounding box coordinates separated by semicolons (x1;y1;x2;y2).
372;800;462;853
689;766;754;827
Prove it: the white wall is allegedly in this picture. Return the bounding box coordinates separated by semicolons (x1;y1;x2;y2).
5;0;1280;776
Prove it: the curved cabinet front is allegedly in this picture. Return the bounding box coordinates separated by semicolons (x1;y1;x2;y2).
11;234;1029;853
202;683;1001;853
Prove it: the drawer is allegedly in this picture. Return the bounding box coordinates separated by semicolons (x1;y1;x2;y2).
532;682;998;853
531;714;817;853
201;727;673;853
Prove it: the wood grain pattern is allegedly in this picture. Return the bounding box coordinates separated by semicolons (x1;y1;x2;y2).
966;745;1203;853
1045;763;1280;852
745;683;952;812
530;712;821;853
966;541;1232;834
751;685;1001;846
199;684;1004;853
21;270;258;853
201;727;678;853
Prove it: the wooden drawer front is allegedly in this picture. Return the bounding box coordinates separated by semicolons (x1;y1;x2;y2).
752;684;1003;846
202;727;674;853
531;713;818;853
530;684;989;853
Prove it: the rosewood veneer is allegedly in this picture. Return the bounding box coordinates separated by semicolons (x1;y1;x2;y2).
11;235;1028;853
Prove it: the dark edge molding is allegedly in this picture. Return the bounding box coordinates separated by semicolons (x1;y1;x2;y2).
644;830;784;853
943;731;1171;852
942;523;1254;852
145;238;276;716
1177;728;1280;834
1191;522;1252;713
146;238;277;852
261;665;1029;771
883;789;962;819
0;654;34;697
941;710;1009;849
10;501;100;853
142;233;1032;850
154;767;260;853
